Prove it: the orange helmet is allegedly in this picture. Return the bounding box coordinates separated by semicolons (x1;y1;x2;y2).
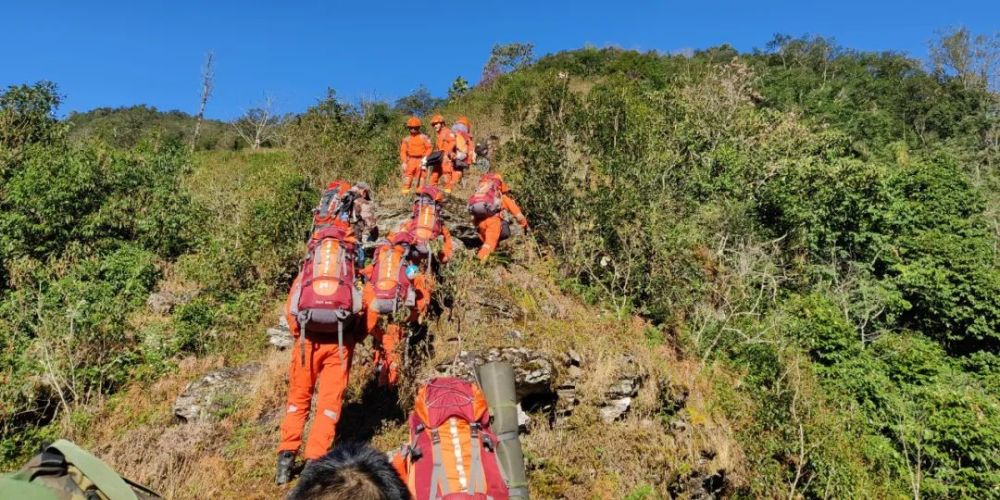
416;185;444;202
406;116;421;128
430;114;445;125
456;116;471;128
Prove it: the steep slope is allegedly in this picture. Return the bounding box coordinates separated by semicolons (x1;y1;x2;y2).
72;171;744;499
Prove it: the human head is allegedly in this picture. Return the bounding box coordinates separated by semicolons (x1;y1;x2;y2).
406;116;421;135
430;114;446;132
287;442;408;500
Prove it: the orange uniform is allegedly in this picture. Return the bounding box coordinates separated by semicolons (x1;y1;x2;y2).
474;176;528;261
449;126;475;192
362;267;431;387
401;217;454;263
430;127;456;188
400;132;433;193
278;274;358;460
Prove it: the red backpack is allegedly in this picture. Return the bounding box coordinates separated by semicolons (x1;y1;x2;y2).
370;233;417;315
401;378;510;499
312;180;353;231
289;225;361;356
467;174;503;219
411;195;444;257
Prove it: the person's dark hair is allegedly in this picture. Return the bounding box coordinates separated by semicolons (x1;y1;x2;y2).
288;442;409;500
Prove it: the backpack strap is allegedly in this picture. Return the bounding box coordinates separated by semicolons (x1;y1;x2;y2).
428;428;449;497
48;440;139;500
469;423;487;495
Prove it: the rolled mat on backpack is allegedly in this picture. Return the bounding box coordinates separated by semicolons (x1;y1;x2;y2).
476;362;530;500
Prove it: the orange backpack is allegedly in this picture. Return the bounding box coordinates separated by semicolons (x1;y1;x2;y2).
396;378;510;499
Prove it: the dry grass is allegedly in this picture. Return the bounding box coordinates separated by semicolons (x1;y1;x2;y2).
67;145;745;498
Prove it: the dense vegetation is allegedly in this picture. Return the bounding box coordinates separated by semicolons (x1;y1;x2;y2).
473;35;999;497
2;30;998;498
66;105;241;151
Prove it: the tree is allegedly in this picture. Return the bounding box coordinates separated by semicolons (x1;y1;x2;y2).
930;27;1000;91
393;86;442;116
448;76;470;99
480;42;535;87
232;95;281;150
0;81;62;155
190;52;214;152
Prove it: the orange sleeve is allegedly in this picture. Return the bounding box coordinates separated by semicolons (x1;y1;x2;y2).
440;226;453;262
422;135;432;155
413;274;431;315
399;138;408;163
502;194;526;224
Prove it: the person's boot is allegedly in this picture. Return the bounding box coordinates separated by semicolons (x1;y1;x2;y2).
276;451;296;485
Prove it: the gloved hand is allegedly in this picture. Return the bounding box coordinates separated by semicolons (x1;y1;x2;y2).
400;163;406;172
518;217;529;230
420;157;428;167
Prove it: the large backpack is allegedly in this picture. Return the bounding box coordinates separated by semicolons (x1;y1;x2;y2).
371;234;417;315
0;439;161;499
467;174;503;219
453;128;475;170
312;180;354;232
290;224;362;350
411;194;444;258
403;378;510;499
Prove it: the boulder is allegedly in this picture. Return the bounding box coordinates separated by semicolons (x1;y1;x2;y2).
173;363;261;423
435;347;555;401
267;327;294;350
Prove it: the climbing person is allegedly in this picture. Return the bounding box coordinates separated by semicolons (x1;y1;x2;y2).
387;376;514;499
288;442;409;500
399;117;433;194
349;182;379;244
429;115;455;189
277;222;364;485
401;185;453;269
288;369;528;499
449;116;475;193
361;230;430;388
467;172;528;262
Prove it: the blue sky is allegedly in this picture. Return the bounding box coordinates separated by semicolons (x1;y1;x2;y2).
3;1;997;119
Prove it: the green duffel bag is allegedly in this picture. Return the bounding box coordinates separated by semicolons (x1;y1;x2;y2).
0;439;160;500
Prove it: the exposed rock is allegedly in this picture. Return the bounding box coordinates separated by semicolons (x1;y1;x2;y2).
565;349;582;367
146;291;190;315
435;347;554;401
507;329;524;342
669;469;728;499
566;365;583;379
599;397;633;423
173;363;261;423
267;327;294;350
597;356;644;423
517;403;531;430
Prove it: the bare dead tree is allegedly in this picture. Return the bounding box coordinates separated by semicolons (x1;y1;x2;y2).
190;52;214;152
233;95;280;150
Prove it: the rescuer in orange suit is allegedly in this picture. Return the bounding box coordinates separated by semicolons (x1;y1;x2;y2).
399;117;433;194
448;116;475;192
360;231;432;387
276;273;359;484
429;115;455;189
472;173;528;262
400;185;454;264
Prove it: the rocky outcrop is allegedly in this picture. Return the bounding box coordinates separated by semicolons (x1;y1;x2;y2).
173;363;261;423
266;315;294;350
435;347;555;401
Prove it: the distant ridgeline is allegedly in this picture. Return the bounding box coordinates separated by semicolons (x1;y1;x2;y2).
66;105;239;150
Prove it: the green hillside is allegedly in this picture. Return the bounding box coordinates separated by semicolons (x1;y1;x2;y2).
2;31;998;498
